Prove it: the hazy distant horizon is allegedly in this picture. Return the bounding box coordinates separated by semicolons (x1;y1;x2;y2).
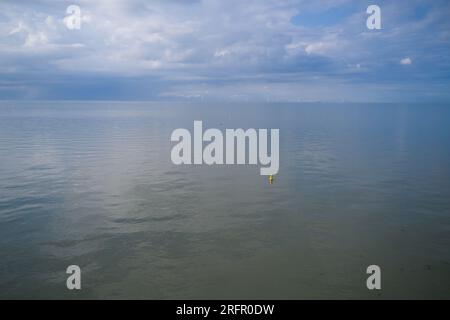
1;100;450;104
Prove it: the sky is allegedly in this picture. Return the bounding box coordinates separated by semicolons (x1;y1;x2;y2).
0;0;449;102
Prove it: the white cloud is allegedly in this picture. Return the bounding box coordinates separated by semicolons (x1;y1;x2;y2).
305;42;331;55
214;49;230;58
8;22;26;35
24;31;49;47
400;57;412;65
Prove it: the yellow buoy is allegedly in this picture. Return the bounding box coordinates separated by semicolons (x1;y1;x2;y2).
269;175;274;184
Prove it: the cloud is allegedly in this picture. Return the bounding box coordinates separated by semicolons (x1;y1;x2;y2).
0;0;449;101
304;39;342;56
400;57;412;65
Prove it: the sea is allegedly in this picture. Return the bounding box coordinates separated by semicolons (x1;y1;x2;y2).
0;101;449;299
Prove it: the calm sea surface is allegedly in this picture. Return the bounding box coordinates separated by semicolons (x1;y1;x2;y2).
0;102;449;299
